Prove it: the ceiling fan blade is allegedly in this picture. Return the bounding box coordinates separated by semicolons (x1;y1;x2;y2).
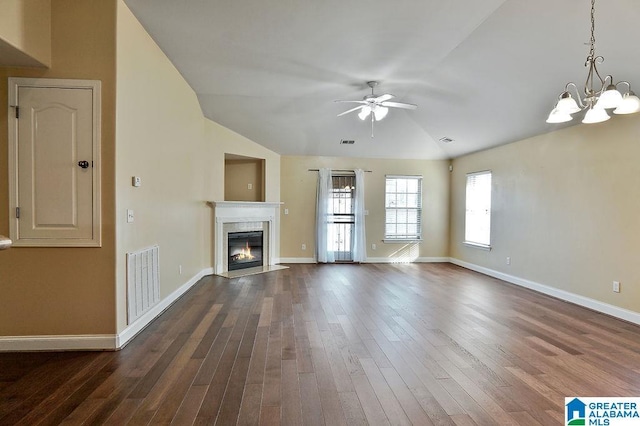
337;105;365;117
334;100;368;104
380;101;418;110
374;94;394;103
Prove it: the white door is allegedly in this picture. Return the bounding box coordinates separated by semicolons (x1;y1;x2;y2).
8;78;101;247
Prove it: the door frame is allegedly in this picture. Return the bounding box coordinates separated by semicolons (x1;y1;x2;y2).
329;173;355;262
8;77;102;247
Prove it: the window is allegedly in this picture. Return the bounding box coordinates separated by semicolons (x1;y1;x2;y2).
385;175;422;241
465;171;492;247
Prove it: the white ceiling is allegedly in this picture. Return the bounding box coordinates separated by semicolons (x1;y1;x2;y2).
124;0;640;160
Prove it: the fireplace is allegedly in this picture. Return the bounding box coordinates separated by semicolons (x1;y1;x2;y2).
210;201;284;276
228;231;263;271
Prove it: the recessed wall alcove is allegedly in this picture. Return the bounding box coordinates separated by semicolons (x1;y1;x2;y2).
224;153;265;202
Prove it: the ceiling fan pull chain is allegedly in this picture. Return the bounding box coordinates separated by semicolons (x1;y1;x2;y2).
371;113;374;138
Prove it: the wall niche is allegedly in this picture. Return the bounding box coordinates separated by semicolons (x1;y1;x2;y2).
224;154;265;202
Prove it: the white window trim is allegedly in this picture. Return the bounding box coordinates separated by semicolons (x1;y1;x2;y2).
463;241;491;251
384;175;423;241
464;170;492;248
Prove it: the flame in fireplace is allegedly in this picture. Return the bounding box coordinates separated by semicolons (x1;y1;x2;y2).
232;242;255;261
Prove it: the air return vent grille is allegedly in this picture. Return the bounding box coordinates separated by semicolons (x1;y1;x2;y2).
127;245;160;324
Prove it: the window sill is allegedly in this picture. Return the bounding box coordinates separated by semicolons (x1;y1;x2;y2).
463;241;491;251
383;239;423;244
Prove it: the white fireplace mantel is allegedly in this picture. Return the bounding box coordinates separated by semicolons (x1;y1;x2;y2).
209;201;283;274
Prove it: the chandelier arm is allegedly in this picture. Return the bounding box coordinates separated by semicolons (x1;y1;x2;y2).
594;67;611;92
564;82;587;109
616;81;632;92
584;60;594;99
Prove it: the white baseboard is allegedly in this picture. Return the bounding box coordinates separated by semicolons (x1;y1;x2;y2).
449;257;640;326
0;267;214;352
116;267;212;348
280;257;450;264
365;256;450;264
279;257;316;264
0;335;118;352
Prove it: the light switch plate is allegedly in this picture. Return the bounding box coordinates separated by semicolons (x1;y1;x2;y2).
132;176;141;187
127;209;134;223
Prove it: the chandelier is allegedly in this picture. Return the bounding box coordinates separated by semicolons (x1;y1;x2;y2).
546;0;640;124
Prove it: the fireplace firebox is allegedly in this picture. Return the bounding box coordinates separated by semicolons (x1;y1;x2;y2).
228;231;263;271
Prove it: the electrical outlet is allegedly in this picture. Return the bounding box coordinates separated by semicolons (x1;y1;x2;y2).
301;243;306;251
613;281;620;293
506;256;511;265
248;183;253;190
284;208;289;215
371;243;377;250
126;209;134;223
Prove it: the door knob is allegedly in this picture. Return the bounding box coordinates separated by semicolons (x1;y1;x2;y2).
78;160;90;169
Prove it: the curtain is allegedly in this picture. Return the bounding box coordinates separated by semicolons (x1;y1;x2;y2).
316;168;335;263
352;169;367;262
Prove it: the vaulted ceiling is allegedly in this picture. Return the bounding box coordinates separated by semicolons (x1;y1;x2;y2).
124;0;640;159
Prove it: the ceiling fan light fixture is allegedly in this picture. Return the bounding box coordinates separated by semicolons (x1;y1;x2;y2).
335;81;417;137
358;106;371;120
373;106;388;121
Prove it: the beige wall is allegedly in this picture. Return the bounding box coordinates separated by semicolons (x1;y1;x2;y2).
204;120;281;203
450;114;640;313
0;0;51;67
115;2;280;332
115;2;209;332
225;159;264;202
203;121;281;269
0;0;117;335
281;156;450;260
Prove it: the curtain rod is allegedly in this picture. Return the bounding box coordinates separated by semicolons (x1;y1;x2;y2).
308;169;372;172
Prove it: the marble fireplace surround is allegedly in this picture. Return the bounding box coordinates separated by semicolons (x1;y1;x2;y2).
210;201;283;275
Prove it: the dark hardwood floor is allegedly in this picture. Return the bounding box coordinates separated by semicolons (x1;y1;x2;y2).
2;263;640;425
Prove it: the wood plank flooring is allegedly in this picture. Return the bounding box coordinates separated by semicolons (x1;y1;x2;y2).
2;263;640;425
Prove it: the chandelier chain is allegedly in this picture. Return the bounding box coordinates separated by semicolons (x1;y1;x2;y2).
588;0;596;58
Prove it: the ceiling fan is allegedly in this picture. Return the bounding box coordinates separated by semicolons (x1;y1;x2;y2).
335;81;418;137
